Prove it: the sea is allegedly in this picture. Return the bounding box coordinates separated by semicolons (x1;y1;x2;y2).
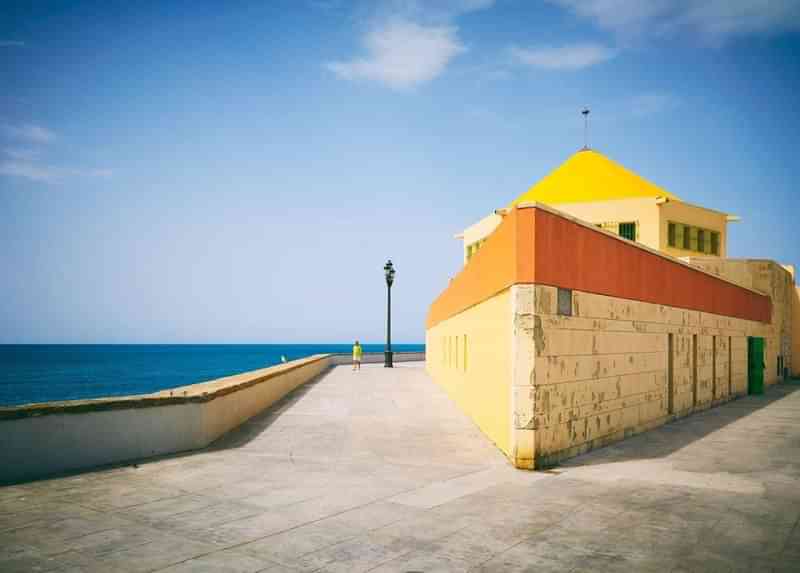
0;344;425;407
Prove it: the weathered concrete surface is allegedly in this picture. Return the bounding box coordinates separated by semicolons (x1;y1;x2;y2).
1;363;799;572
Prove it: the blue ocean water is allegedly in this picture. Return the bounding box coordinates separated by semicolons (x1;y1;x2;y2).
0;344;425;407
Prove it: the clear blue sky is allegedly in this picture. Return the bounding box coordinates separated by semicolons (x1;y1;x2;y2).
1;0;799;344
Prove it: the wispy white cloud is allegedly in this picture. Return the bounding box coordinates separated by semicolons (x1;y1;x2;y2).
547;0;800;41
1;123;56;144
0;126;111;184
511;43;616;70
0;160;112;183
327;20;466;88
0;41;24;48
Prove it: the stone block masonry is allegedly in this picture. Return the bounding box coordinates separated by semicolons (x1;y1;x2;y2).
426;204;788;469
528;285;767;467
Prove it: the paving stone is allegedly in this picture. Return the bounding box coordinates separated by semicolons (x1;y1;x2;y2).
154;548;280;572
1;366;799;572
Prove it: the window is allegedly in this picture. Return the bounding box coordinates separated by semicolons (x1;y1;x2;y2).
689;227;700;251
669;221;722;256
466;239;487;261
557;288;572;316
675;224;685;249
618;222;636;241
463;335;468;372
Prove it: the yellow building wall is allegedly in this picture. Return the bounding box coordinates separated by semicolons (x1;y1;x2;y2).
528;285;769;467
659;200;728;258
460;212;503;264
548;197;661;250
425;288;513;456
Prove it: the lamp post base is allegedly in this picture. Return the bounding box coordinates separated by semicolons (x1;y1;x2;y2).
384;351;394;368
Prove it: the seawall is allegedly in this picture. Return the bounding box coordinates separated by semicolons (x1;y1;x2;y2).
0;351;424;484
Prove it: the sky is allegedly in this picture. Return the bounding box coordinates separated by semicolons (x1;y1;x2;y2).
1;0;799;344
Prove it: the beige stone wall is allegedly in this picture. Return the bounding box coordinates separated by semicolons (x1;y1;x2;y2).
686;258;793;382
528;285;771;467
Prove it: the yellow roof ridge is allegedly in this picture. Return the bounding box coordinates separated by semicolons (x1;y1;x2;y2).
510;149;680;207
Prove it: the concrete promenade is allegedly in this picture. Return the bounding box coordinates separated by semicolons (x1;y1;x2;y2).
1;363;799;572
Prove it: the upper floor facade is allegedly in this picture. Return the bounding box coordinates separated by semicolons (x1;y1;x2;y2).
458;149;737;264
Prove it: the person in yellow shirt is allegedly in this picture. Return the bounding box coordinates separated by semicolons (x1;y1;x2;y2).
352;340;363;371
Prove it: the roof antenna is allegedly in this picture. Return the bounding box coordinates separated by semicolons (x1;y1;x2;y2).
581;108;590;150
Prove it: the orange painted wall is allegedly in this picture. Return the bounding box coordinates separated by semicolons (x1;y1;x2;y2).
426;208;535;329
533;209;770;323
427;207;770;329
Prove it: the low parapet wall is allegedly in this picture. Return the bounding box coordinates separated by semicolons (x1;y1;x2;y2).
0;355;332;484
0;351;425;484
330;351;426;365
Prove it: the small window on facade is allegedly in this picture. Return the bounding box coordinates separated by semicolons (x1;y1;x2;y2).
557;288;572;316
668;222;676;247
711;232;719;255
618;222;636;241
689;226;698;251
675;224;685;249
697;229;705;253
683;225;691;250
463;335;468;372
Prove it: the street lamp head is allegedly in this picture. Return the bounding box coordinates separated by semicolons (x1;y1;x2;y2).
384;259;395;287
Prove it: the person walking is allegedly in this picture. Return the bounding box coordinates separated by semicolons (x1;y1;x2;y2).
352;340;363;371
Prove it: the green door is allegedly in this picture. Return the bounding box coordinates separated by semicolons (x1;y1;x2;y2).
748;337;764;395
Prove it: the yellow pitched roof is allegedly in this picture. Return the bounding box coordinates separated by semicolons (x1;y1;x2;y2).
510;149;679;207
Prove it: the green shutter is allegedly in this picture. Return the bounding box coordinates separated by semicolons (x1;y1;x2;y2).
619;222;636;241
675;224;685;249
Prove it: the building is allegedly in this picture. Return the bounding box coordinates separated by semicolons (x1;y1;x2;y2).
459;150;734;262
426;149;798;469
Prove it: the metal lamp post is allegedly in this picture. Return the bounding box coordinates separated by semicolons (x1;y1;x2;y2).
383;260;395;368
